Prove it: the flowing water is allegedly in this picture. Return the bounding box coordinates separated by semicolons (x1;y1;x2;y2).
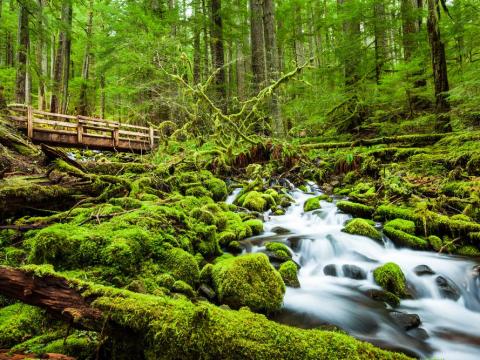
232;185;480;359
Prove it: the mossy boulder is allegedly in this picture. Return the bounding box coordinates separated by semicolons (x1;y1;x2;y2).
244;219;264;235
157;247;200;286
211;253;286;313
428;235;443;251
242;191;268;212
337;201;375;218
384;219;416;234
383;226;428;250
304;197;321;212
204;178;228;202
279;260;300;288
373;262;408;298
343;218;381;241
172;280;196;298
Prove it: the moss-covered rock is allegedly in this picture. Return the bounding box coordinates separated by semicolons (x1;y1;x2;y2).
337;201;375;218
383;226;428;250
384;219;416;234
172;280;196;297
304;197;321;212
157;247;200;286
373;262;408;298
204;178;228;202
242;191;268;212
279;260;300;288
211;253;285;313
457;245;480;257
343;218;381;241
428;235;443;251
244;219;264;235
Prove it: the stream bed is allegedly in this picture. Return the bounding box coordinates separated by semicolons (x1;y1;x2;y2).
233;185;480;359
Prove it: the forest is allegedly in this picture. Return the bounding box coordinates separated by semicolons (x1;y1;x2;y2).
0;0;479;359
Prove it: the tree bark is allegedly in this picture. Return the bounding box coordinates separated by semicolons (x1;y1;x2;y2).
78;0;94;116
210;0;226;108
337;0;360;86
426;0;450;112
250;0;266;91
36;0;47;110
401;0;418;61
193;0;201;83
263;0;284;137
61;0;73;114
373;0;387;83
15;2;29;104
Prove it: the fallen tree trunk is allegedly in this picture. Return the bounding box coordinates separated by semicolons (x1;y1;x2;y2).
301;133;450;150
0;266;411;359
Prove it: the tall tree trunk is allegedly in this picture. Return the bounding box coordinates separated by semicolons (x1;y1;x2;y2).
249;0;266;91
236;40;245;100
293;5;305;66
426;0;449;112
337;0;361;86
78;0;94;116
263;0;284;137
210;0;226;108
192;0;201;83
373;0;387;83
15;2;29;104
61;0;73;114
401;0;418;61
36;0;47;110
201;0;210;79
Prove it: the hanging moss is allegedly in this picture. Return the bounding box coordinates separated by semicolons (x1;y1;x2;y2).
343;218;381;241
373;263;408;298
211;253;286;313
337;201;375;218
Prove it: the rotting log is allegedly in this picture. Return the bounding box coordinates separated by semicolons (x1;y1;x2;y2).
0;266;412;359
0;267;103;330
301;133;450;150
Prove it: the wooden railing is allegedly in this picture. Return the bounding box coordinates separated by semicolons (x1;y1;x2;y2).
6;105;161;152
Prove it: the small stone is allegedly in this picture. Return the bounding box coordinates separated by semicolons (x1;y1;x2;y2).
389;311;421;330
407;327;429;341
436;276;461;301
323;264;337;277
271;227;291;235
413;265;435;276
199;284;216;300
342;264;367;280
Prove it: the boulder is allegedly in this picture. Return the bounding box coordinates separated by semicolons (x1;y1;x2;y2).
413;265;435;276
389;311;421;331
342;264;367;280
435;276;461;301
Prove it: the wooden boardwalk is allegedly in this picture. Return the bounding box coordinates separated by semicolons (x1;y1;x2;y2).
6;105;160;152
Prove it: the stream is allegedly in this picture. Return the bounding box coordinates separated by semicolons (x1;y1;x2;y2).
229;185;480;359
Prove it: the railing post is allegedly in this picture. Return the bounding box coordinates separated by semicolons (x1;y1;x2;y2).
27;106;33;138
113;127;119;148
149;126;154;150
77;116;83;144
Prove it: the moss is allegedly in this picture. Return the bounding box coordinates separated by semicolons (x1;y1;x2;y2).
172;280;196;298
279;260;300;288
242;191;268;212
428;235;443;251
157;247;200;286
343;218;381;241
304;197;321;212
0;304;47;348
185;185;213;198
211;253;286;313
337;201;374;218
373;263;408;298
244;219;264;235
227;241;243;254
264;189;280;202
384;219;415;234
156;273;176;289
0;246;26;266
265;242;291;255
218;231;237;246
109;197;142;210
457;245;480;257
383;226;428;250
203;178;228;201
199;263;214;285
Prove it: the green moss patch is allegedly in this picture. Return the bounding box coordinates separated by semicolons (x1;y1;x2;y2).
373;263;408;298
343;218;381;241
337;201;375;218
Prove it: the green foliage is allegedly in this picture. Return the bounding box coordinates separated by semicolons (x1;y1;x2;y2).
211;253;286;313
373;263;408;298
0;304;47;348
343;218;382;241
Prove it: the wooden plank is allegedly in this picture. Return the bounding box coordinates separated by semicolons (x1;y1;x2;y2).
113;128;119;147
77;122;83;143
27;106;33;138
149;126;154;149
32;109;77;120
118;129;150;138
121;123;150;131
33;118;77;128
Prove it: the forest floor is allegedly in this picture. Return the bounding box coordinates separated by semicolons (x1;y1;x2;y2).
0;114;479;359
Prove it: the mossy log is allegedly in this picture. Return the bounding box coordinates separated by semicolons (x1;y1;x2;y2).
0;266;411;360
302;133;448;150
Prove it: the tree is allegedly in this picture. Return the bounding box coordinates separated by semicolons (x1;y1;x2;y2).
427;0;450;112
15;0;29;104
250;0;266;90
211;0;226;107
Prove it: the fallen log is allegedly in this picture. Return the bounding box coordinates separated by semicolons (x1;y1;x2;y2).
0;266;412;359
